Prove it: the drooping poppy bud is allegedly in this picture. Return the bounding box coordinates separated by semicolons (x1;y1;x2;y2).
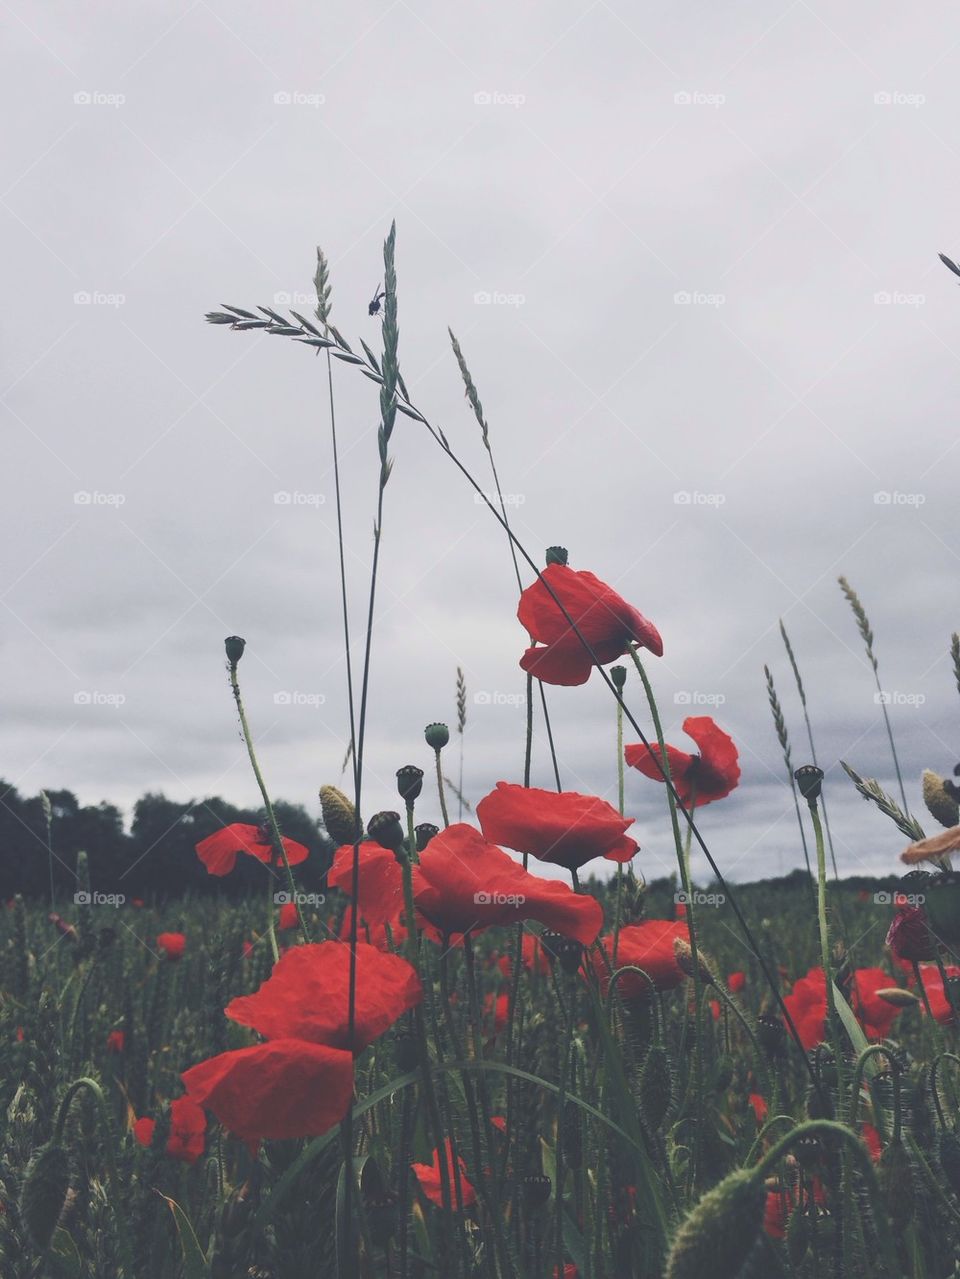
19;1144;69;1250
664;1168;764;1279
639;1044;672;1132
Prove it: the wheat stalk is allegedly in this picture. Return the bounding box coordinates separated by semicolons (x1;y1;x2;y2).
951;633;960;699
763;666;812;879
839;760;925;842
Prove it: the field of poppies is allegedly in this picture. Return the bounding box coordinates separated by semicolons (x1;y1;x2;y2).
4;231;960;1279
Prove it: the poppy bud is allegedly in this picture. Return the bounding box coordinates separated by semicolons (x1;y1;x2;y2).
879;1139;914;1227
874;987;920;1008
394;1028;418;1072
545;546;568;566
19;1143;69;1249
794;765;824;803
522;1173;552;1211
396;765;423;805
541;930;584;975
639;1044;673;1132
224;635;246;666
756;1014;786;1057
424;722;449;750
364;1189;399;1247
415;822;439;852
921;872;960;945
664;1168;764;1279
610;665;627;691
938;1130;960;1197
794;1133;826;1170
673;938;718;987
320;785;359;845
367;811;405;853
923;769;960;829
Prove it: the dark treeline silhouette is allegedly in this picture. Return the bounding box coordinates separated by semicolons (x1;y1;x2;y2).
0;780;334;901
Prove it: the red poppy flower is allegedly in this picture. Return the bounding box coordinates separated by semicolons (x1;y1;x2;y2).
591;919;689;999
849;968;904;1040
483;991;510;1038
411;1138;477;1209
411;824;603;945
477;782;638;871
727;971;746;994
157;932;186;961
709;998;721;1021
764;1178;826;1240
517;562;663;687
182;1040;353;1152
783;966;904;1049
328;843;405;926
886;905;936;962
225;941;421;1054
278;901;299;931
497;933;550;979
134;1097;206;1165
916;963;960;1024
337;904;407;952
625;716;740;808
242;939;255;960
195;822;310;877
748;1094;768;1124
861;1122;882;1162
490;1115;507;1134
132;898;145;908
781;967;827;1051
106;1029;125;1054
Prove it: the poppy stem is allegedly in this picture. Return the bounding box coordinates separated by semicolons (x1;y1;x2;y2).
912;960;934;1018
433;747;451;828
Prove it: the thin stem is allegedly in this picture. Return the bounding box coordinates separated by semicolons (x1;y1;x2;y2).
434;748;450;828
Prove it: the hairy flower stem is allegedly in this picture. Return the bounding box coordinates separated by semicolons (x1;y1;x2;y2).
807;798;845;1075
434;747;451;828
228;659;309;947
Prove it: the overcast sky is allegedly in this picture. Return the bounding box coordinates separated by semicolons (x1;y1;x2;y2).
4;0;960;889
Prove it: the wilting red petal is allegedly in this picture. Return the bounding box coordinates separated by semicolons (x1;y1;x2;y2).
182;1040;353;1148
749;1094;768;1124
411;824;603;945
885;905;936;962
916;963;960;1024
134;1097;206;1165
517;563;662;687
591;920;689;998
477;781;638;871
106;1029;125;1054
328;843;405;926
411;1137;477;1209
225;942;421;1054
157;932;186;961
625;716;740;808
195;822;310;877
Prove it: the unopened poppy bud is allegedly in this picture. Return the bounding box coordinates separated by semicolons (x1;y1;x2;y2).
610;664;627;691
673;937;718;987
522;1173;552;1211
424;722;449;750
415;822;439;852
794;764;824;802
639;1044;673;1132
923;769;960;828
396;765;424;805
938;1130;960;1197
19;1143;69;1249
541;930;584;975
664;1167;764;1279
367;811;405;853
320;785;359;845
879;1139;914;1227
874;987;920;1008
545;546;568;566
794;1132;826;1168
224;635;246;666
394;1029;418;1072
364;1189;399;1247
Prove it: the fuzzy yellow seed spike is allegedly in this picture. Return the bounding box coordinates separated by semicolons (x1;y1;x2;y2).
673;936;718;988
922;769;960;829
319;785;359;846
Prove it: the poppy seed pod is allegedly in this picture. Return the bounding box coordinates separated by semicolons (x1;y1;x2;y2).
224;635;246;666
610;664;627;691
424;722;449;750
756;1013;786;1057
794;765;824;803
664;1167;764;1279
415;822;440;852
364;1189;399;1248
522;1173;552;1211
367;811;406;853
545;545;568;566
396;765;424;805
19;1143;70;1250
541;930;584;975
319;786;360;845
